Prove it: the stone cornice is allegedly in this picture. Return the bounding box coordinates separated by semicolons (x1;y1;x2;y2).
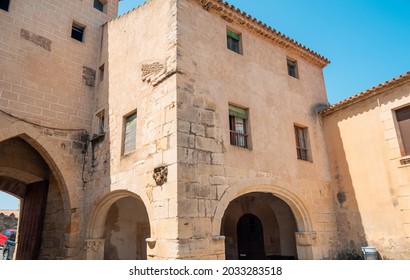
189;0;330;68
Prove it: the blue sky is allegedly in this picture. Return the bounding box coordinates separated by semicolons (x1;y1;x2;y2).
1;0;409;210
118;0;410;104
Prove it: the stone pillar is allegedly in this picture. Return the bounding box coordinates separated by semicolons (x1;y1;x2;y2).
211;235;226;260
295;231;317;260
84;239;105;260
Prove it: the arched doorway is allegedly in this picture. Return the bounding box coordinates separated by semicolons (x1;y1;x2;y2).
103;196;150;260
86;190;151;260
222;192;298;260
0;137;67;259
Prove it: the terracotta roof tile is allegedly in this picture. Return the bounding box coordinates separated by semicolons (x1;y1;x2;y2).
321;71;410;115
193;0;330;67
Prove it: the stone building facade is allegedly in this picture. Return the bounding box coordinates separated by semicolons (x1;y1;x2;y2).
0;0;408;260
322;72;410;259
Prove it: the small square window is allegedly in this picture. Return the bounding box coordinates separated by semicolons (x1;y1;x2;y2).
229;105;249;148
96;110;105;135
294;125;310;161
287;59;299;78
0;0;10;12
395;105;410;156
123;112;137;155
93;0;107;13
227;29;242;54
71;22;85;42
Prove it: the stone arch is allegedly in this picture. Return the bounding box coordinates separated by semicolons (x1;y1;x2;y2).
0;121;81;210
213;178;313;235
214;178;318;259
85;189;152;260
0;130;77;259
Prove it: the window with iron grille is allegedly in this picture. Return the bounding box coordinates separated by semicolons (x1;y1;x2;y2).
227;29;242;54
0;0;10;12
123;112;137;155
287;59;298;78
229;105;248;148
396;105;410;156
294;125;309;161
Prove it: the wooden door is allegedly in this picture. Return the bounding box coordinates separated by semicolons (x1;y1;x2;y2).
16;180;48;260
237;214;266;260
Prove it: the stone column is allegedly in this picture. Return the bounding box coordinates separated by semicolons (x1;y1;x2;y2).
84;239;105;260
295;231;317;260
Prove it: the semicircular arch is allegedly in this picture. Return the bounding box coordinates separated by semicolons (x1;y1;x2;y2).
212;178;313;236
86;189;153;239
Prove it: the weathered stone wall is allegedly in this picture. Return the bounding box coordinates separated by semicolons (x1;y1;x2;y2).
0;0;119;259
85;0;180;259
323;80;410;259
175;0;337;259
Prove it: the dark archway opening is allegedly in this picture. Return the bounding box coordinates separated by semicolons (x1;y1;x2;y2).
237;214;265;259
222;192;298;260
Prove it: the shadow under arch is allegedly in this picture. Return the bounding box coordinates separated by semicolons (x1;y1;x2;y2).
213;178;313;236
87;189;153;239
0;133;76;259
85;189;152;260
0;128;80;211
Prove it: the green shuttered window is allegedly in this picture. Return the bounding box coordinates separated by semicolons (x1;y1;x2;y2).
229;105;248;148
227;30;241;54
123;112;137;155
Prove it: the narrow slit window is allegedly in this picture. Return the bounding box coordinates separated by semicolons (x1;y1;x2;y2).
99;64;105;82
0;0;10;12
71;22;85;42
96;110;105;135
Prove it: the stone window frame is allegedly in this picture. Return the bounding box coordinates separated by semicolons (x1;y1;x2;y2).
0;0;10;12
71;21;86;43
122;110;137;156
229;104;250;148
227;28;243;55
95;109;106;136
98;64;105;82
394;104;410;158
287;58;299;79
294;124;312;161
93;0;108;13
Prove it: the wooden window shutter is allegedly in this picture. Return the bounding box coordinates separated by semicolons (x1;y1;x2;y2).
123;113;137;154
396;106;410;155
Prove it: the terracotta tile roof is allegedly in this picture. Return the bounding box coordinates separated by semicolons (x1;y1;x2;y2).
191;0;330;67
321;71;410;115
